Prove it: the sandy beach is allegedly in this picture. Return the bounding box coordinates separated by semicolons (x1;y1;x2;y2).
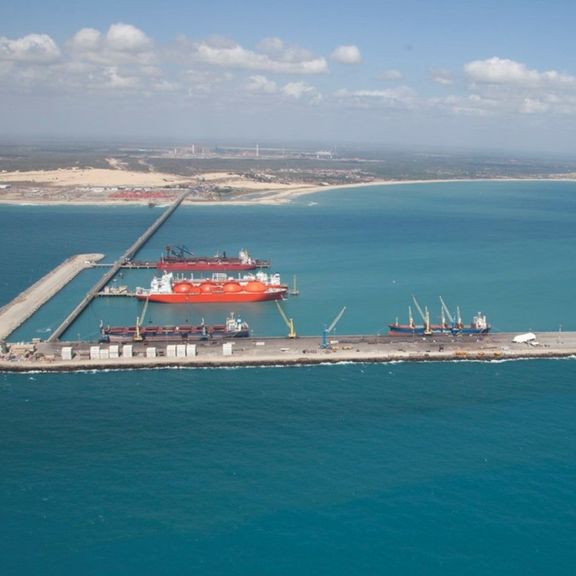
1;166;575;206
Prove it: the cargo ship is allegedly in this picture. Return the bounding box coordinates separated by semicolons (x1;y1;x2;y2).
135;271;288;303
99;313;250;343
157;246;270;271
389;297;491;336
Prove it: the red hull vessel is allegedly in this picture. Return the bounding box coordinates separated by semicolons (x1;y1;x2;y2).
136;272;287;303
158;262;263;272
157;247;270;271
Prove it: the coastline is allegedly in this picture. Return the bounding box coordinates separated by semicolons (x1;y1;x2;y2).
1;176;576;207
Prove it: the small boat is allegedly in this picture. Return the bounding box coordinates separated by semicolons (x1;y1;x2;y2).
157;246;270;271
136;271;288;303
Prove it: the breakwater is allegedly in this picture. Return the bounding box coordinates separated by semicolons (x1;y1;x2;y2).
0;253;104;341
1;332;573;372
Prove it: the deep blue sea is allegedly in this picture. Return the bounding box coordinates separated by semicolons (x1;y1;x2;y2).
1;181;576;575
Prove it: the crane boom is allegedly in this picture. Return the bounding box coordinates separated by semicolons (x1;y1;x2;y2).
321;306;347;349
439;296;454;324
275;301;296;338
411;296;427;323
135;294;150;341
328;306;347;333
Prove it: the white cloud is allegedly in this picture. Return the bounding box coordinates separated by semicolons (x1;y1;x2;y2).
103;66;139;89
521;98;549;114
465;57;575;87
246;74;277;94
257;37;284;55
429;94;498;116
106;23;152;53
67;23;156;69
0;33;61;63
69;28;101;52
455;57;576;116
182;69;231;96
282;81;320;101
153;79;180;92
336;86;417;109
331;45;361;65
376;69;403;81
185;39;328;75
431;68;453;86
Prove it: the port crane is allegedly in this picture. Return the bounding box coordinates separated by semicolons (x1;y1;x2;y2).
439;296;464;330
275;301;296;338
439;296;453;328
411;296;431;335
321;306;346;349
134;295;151;341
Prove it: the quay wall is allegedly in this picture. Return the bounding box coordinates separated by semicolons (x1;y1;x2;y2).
1;332;575;373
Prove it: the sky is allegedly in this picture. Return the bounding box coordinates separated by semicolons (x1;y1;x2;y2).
1;0;576;153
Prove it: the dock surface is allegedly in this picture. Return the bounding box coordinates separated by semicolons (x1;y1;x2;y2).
2;331;575;372
0;254;104;341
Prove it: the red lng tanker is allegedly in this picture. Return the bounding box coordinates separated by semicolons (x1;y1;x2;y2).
157;246;270;271
136;271;288;303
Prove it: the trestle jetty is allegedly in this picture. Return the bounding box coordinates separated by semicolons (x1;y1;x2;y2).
1;331;575;372
46;190;189;342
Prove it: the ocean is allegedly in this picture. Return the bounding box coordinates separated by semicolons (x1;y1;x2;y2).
1;181;576;574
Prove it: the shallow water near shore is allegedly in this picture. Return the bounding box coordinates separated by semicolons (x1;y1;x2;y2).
1;181;576;574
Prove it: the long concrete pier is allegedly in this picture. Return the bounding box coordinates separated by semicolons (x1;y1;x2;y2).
0;253;104;341
46;190;189;342
1;331;574;372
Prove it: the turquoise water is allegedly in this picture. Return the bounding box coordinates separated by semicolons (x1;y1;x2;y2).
1;181;576;574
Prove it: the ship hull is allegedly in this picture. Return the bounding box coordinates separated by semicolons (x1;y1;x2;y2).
388;324;490;336
158;261;261;271
100;325;250;343
157;256;270;271
136;290;286;303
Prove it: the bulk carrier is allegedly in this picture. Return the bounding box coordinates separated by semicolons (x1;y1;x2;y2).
99;313;250;343
389;297;490;336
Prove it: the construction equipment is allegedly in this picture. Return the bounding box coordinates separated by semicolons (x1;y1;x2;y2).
275;301;296;338
322;306;346;349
